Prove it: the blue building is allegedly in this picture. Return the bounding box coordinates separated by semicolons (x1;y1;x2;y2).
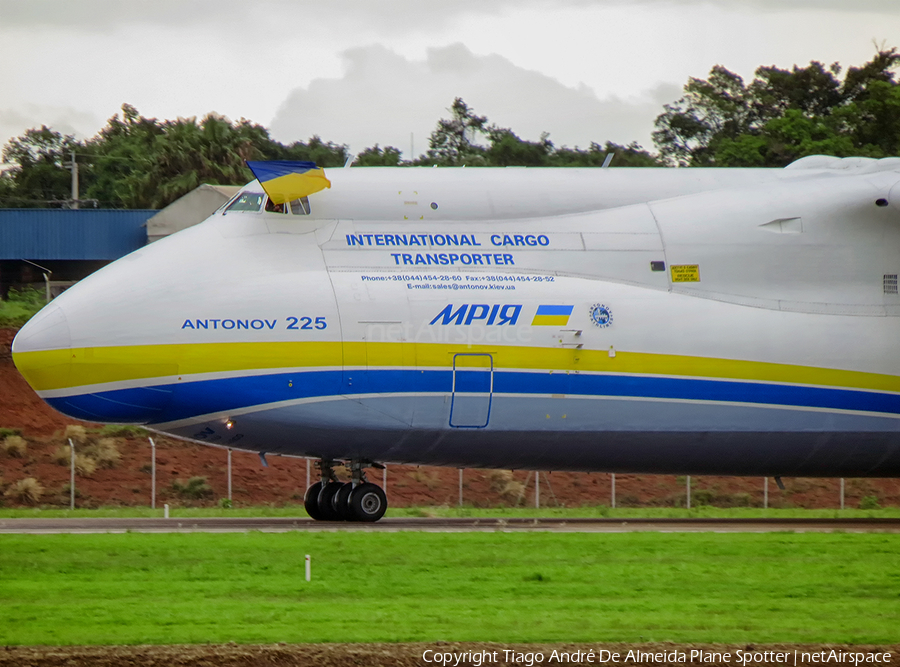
0;209;155;298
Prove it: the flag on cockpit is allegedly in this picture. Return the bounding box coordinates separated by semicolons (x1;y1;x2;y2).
246;161;332;204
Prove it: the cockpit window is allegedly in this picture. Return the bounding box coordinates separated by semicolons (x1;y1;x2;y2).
262;196;311;215
264;197;287;214
290;197;311;215
216;192;241;213
224;192;264;213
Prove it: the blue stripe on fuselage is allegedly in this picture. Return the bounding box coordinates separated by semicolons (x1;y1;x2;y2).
44;368;900;425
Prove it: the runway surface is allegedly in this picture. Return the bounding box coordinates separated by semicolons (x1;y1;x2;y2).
1;516;898;533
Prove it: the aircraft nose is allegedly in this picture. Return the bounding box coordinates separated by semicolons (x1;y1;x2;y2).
12;299;175;424
12;304;73;393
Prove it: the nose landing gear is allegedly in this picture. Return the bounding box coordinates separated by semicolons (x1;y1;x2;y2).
303;459;388;522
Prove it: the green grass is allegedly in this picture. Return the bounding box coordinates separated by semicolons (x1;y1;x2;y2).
0;287;46;327
392;505;900;519
0;504;898;519
0;532;898;645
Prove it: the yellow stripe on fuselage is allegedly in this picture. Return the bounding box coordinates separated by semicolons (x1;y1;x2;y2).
13;341;344;392
13;340;900;395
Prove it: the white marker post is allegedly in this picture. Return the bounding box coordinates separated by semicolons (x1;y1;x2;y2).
610;473;616;509
840;478;845;510
164;503;169;519
305;554;311;582
382;464;387;499
68;438;75;510
535;471;540;509
149;437;156;510
763;477;768;509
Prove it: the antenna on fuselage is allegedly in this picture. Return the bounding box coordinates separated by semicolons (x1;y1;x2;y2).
344;153;356;168
602;153;614;169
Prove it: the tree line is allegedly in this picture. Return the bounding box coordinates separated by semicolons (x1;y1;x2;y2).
1;49;898;210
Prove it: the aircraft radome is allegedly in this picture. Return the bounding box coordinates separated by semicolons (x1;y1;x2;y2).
12;156;900;521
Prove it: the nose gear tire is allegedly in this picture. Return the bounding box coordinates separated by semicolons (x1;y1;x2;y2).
349;483;387;522
333;482;355;521
317;482;343;521
304;481;324;520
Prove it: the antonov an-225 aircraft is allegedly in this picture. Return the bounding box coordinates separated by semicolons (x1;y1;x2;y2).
12;156;900;521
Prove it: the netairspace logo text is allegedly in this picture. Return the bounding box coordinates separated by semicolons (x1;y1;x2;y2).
421;648;892;667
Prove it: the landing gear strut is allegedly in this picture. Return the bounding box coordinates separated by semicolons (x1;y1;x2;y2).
303;459;387;522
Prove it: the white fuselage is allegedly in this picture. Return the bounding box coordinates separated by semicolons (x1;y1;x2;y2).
13;160;900;476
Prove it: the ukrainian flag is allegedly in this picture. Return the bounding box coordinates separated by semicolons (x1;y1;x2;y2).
246;161;332;204
531;305;574;326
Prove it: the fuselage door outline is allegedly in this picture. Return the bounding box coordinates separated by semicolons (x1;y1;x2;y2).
449;353;493;428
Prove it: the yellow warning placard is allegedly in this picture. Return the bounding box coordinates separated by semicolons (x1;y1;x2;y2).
670;264;700;282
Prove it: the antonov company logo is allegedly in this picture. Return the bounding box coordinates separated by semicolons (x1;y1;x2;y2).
430;304;522;326
590;303;613;327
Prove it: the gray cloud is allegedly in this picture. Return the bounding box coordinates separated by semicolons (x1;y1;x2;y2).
2;0;898;31
269;43;677;156
0;105;101;148
0;0;509;30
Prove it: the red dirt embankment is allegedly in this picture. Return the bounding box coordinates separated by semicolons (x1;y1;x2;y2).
2;327;898;509
1;643;899;667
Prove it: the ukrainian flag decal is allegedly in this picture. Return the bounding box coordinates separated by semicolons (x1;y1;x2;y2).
531;305;574;326
246;160;332;204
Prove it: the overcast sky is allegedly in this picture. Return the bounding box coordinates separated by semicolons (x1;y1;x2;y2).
1;0;899;159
